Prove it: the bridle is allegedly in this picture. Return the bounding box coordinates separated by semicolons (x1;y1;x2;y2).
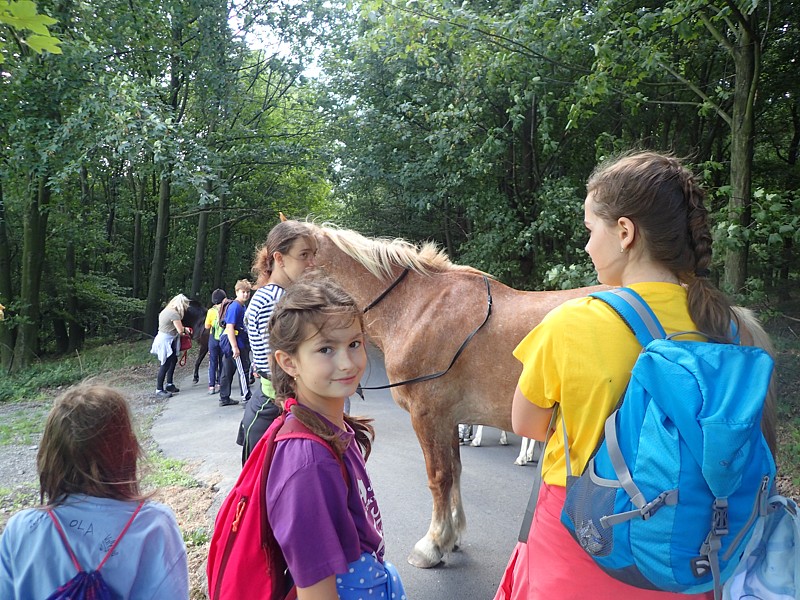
362;268;410;313
359;268;493;390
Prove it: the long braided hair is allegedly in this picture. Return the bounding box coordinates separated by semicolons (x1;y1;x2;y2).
587;151;735;342
268;276;375;459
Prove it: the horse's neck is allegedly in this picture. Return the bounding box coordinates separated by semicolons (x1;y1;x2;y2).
326;265;420;349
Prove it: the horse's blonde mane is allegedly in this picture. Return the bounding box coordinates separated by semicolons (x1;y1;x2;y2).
312;223;481;280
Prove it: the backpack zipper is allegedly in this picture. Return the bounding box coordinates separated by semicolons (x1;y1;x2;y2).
213;495;248;599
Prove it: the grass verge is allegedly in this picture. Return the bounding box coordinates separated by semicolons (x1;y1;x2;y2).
0;339;153;403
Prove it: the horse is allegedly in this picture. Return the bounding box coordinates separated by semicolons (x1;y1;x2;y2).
181;299;207;339
308;222;778;569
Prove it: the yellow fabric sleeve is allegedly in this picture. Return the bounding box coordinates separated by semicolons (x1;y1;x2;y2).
513;282;699;486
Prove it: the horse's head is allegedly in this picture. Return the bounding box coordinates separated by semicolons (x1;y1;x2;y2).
182;299;206;339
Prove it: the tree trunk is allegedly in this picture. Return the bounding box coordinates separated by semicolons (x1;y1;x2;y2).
13;175;50;370
723;15;759;294
213;192;229;290
144;172;172;335
0;182;15;371
191;180;212;300
53;318;69;354
65;240;84;352
131;173;144;299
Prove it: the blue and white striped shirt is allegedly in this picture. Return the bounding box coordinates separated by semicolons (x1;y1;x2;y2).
245;283;285;377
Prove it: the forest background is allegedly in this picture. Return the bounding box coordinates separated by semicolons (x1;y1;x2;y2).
1;1;799;467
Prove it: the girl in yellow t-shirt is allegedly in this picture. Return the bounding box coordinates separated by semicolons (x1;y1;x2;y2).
495;151;765;600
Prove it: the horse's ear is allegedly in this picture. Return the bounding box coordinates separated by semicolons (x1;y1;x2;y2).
279;211;287;222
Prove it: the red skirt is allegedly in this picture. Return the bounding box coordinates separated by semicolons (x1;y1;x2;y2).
494;483;715;600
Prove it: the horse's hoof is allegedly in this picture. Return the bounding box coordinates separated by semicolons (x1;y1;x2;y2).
192;377;199;384
514;458;526;466
408;541;443;568
469;439;481;447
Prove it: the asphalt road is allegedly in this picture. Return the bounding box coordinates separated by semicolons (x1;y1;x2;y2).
153;345;536;599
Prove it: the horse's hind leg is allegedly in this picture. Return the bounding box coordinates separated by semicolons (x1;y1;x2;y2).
469;425;484;447
408;412;464;568
515;437;534;466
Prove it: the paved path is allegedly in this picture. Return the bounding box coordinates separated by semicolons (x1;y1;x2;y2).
153;346;535;599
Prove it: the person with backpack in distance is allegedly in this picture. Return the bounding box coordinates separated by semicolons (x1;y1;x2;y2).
238;219;317;464
206;277;406;600
205;288;227;395
218;279;253;407
494;151;777;600
150;293;193;399
0;384;189;599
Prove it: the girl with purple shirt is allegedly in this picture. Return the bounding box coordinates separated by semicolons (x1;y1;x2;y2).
267;277;407;600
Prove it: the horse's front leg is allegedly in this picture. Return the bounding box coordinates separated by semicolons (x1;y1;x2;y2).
407;411;464;568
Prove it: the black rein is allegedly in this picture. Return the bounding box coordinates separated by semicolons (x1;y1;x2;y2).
359;272;493;390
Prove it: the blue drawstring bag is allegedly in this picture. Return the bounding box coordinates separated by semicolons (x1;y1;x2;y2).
336;552;407;600
46;501;144;600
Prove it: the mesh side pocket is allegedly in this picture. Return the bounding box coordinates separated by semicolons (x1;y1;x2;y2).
563;471;618;557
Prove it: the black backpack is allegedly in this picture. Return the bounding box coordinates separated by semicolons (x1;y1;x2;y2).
45;501;144;600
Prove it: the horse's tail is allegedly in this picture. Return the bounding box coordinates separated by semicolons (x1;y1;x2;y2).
733;306;778;456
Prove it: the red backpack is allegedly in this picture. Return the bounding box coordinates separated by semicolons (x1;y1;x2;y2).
178;327;193;367
206;405;347;600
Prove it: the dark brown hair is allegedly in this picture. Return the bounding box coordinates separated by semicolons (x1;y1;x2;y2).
37;385;145;506
269;276;375;459
252;220;316;287
587;151;735;341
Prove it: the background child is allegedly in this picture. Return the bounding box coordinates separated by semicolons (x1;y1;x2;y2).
267;278;406;600
218;279;252;407
205;288;227;394
0;384;188;599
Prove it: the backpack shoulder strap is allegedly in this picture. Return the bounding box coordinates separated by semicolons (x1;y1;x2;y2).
48;500;145;573
589;287;666;346
48;510;83;573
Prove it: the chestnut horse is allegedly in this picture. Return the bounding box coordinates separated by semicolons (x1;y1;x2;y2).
308;222;777;569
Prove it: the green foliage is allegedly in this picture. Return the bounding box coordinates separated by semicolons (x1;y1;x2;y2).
0;340;153;403
0;404;48;445
183;526;210;547
142;453;202;489
0;0;62;61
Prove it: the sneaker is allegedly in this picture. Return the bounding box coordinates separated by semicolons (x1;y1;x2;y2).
208;387;216;395
155;390;173;399
219;399;239;407
165;383;180;393
213;385;220;394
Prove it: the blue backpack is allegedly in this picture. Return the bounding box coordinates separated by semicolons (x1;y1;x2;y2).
560;288;776;599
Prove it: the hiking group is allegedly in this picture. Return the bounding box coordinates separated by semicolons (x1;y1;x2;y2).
0;151;795;600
